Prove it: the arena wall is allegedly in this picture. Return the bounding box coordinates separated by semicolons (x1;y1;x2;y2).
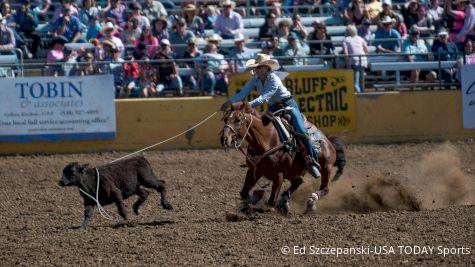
0;91;474;155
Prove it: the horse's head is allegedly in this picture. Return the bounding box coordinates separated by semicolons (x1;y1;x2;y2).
221;101;253;149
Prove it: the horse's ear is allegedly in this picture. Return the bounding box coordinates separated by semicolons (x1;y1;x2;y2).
261;112;274;126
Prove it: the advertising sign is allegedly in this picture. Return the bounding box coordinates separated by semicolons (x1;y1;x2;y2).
461;64;475;129
0;75;116;141
228;69;356;134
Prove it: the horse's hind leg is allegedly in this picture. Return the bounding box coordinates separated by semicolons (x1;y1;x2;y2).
278;177;304;214
139;170;173;210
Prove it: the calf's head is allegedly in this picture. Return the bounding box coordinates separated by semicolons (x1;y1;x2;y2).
58;162;89;186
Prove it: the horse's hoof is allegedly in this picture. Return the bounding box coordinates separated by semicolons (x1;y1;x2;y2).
305;193;319;213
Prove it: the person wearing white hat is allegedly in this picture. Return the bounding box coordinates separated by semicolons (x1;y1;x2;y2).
99;21;124;55
214;0;243;39
0;13;16;56
228;32;254;71
373;15;401;53
220;53;322;179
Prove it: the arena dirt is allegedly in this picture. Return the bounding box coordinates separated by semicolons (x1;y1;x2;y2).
0;141;474;266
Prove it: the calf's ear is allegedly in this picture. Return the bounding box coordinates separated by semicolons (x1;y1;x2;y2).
78;164;90;173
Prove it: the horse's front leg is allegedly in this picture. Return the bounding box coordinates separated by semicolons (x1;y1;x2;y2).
279;177;304;214
268;173;284;207
240;168;261;211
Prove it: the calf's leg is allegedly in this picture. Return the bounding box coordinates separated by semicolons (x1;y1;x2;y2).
133;187;149;215
81;204;94;229
111;188;128;220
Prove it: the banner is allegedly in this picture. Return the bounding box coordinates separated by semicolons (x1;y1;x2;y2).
461;64;475;129
0;75;116;142
228;69;356;133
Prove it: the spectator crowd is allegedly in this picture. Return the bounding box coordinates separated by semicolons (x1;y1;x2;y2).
0;0;474;97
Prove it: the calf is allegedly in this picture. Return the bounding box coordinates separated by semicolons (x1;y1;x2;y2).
58;156;172;229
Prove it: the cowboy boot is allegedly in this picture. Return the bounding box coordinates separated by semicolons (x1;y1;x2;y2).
305;155;321;179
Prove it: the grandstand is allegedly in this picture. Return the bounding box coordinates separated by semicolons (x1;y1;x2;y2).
2;0;474;95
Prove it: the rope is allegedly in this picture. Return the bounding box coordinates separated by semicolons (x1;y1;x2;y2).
111;111;218;163
79;168;113;220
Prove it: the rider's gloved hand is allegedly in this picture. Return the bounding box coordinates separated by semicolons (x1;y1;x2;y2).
219;100;232;111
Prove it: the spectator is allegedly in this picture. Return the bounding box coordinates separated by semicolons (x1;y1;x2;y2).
122;55;141;97
394;14;408;39
0;14;15;56
157;38;177;59
343;0;369;26
444;0;466;43
195;43;229;95
152;17;169;44
269;35;284;57
131;42;147;60
169;17;195;59
206;33;225;54
258;13;278;40
401;0;419;27
214;0;244;39
427;0;444;31
47;35;68;76
402;28;436;86
99;22;124;55
357;19;374;44
78;0;99;27
456;0;475;42
290;14;309;40
140;57;158;97
456;39;475;81
135;26;158;57
14;0;41;58
366;0;382;23
1;1;26;55
376;0;400;28
277;19;291;49
228;32;255;72
203;5;218;30
343;25;368;93
283;32;307;66
52;7;86;43
120;17;141;46
61;48;79;76
52;0;78;22
128;2;150;30
155;51;183;96
102;0;128;29
182;3;205;37
78;51;102;76
85;15;101;41
409;5;435;42
102;44;125;97
431;28;459;85
182;37;201;91
259;40;273;55
308;20;334;56
374;16;401;53
141;0;167;21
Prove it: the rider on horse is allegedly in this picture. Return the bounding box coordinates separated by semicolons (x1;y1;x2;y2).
220;53;321;179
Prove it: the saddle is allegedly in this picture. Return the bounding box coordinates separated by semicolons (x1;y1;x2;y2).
270;108;322;155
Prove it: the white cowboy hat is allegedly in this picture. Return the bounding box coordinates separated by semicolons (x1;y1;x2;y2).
221;0;236;8
233;32;246;42
381;15;394;24
245;53;279;71
207;33;223;44
100;22;118;35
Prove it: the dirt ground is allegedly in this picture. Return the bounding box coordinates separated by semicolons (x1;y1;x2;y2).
0;140;474;266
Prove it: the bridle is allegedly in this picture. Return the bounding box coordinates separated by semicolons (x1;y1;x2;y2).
224;110;253;149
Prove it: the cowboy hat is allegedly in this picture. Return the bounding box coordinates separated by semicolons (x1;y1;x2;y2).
233;32;246;42
183;3;197;11
245;53;279;71
221;0;236;8
100;22;117;35
381;15;394;24
207;33;223;44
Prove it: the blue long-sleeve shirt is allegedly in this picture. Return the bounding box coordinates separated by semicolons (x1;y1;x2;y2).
230;71;291;107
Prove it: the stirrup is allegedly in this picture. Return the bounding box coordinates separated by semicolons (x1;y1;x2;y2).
309;164;321;179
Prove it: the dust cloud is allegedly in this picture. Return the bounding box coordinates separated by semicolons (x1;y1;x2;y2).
294;142;475;214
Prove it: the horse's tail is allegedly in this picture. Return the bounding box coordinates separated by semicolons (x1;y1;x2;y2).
329;135;346;182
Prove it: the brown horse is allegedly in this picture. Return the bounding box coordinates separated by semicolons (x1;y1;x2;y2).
221;101;345;213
